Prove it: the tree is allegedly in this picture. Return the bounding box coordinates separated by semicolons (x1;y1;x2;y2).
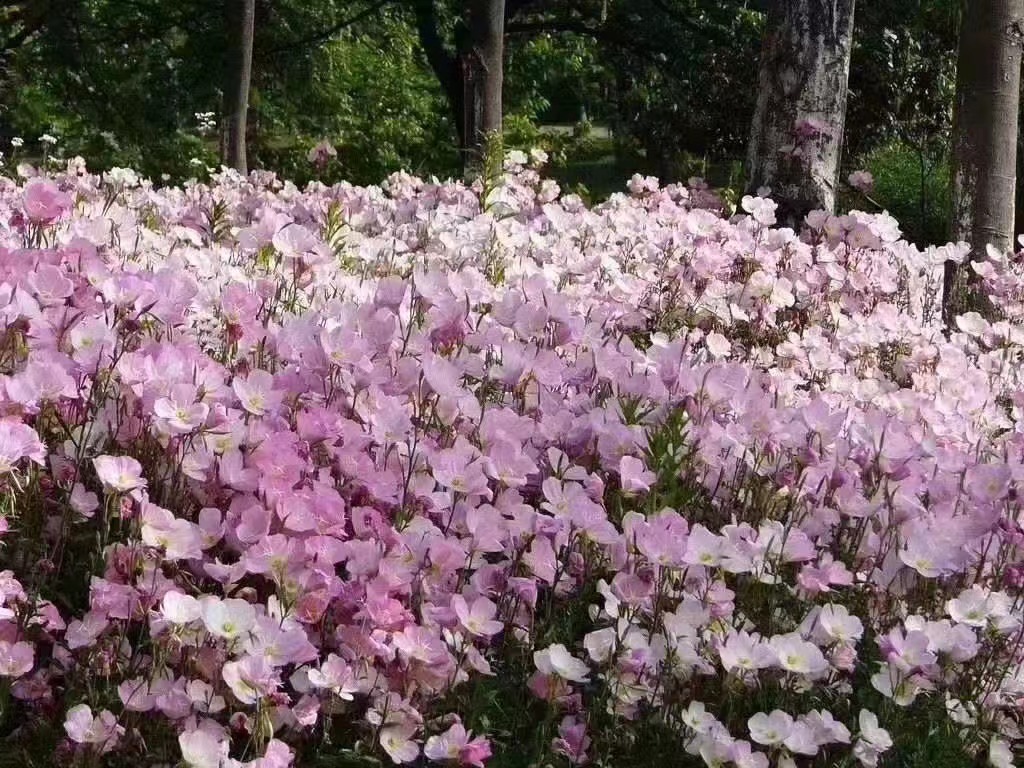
463;0;505;173
224;0;256;174
944;0;1024;322
745;0;856;225
412;0;508;174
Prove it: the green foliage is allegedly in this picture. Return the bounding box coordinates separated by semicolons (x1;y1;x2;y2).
0;0;971;226
596;0;765;176
504;33;605;124
256;10;460;186
847;141;951;246
1;0;224;179
846;0;959;159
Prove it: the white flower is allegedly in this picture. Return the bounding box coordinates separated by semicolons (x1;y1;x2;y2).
39;133;58;145
870;666;920;706
989;736;1015;768
505;149;528;166
945;696;976;726
583;626;618;663
817;604;864;643
161;591;201;624
748;710;794;746
681;701;716;734
769;633;828;676
104;167;140;188
10;137;23;148
947;585;994;627
179;728;229;768
199;597;256;640
705;331;731;358
857;709;892;751
534;643;590;683
741;194;777;226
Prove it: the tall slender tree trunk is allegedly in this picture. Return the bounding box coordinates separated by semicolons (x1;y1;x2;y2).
224;0;255;175
945;0;1024;323
745;0;856;227
462;0;505;175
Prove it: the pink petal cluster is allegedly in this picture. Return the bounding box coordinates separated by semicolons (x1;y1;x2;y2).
0;156;1017;767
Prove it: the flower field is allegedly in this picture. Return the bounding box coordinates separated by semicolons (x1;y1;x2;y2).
0;153;1022;767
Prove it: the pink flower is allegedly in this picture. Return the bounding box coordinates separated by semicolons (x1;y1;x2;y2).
307;654;359;700
424;722;491;767
272;224;319;261
618;455;656;495
718;631;777;673
222;653;278;705
0;640;33;677
63;704;124;753
153;389;210;434
179;727;229;768
551;716;590;765
380;724;420;764
248;739;295;768
141;513;204;561
431;440;491;498
307;140;337;169
0;421;45;474
69;483;99;519
233;369;283;416
92;455;146;493
452;594;503;638
848;170;874;194
23;178;72;223
65;610;109;649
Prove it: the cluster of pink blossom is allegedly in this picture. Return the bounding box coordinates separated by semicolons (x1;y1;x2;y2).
0;152;1020;768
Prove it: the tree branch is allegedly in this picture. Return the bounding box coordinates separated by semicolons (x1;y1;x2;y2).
505;19;667;66
645;0;705;34
262;0;396;56
504;0;538;21
411;0;463;141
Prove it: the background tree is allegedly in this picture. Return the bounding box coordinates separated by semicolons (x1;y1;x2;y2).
224;0;256;173
944;0;1024;322
463;0;505;174
0;0;987;246
745;0;856;225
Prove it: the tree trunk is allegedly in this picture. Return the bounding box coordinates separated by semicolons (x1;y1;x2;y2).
462;0;505;175
745;0;856;227
224;0;255;175
945;0;1024;323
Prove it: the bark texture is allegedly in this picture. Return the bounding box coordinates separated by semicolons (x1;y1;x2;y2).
745;0;856;226
945;0;1024;323
462;0;505;174
413;0;510;175
224;0;256;175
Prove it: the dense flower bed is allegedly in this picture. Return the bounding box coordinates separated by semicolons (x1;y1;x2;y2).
0;154;1022;767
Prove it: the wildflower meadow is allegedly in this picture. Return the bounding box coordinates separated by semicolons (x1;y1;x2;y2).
0;152;1020;768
